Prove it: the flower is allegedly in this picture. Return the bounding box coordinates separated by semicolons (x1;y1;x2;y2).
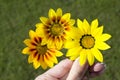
22;30;63;69
36;8;75;50
64;19;111;66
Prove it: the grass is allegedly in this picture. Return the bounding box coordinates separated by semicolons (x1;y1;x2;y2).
0;0;120;80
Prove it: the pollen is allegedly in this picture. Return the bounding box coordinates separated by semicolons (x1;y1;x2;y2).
36;44;48;55
80;34;95;49
50;24;64;36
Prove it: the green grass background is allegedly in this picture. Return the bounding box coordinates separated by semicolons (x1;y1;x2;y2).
0;0;120;80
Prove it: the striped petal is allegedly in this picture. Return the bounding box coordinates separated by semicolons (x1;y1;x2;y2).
44;55;53;68
39;55;48;69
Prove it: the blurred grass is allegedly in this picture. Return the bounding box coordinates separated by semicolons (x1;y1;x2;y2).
0;0;120;80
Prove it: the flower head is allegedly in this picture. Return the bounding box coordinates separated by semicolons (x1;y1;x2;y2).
36;8;75;50
64;19;111;66
22;30;63;69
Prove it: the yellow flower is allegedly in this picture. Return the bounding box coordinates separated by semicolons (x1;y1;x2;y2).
36;8;75;50
64;19;111;66
22;30;63;69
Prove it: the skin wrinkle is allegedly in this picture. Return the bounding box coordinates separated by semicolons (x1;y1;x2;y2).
46;59;73;79
35;58;105;80
66;58;88;80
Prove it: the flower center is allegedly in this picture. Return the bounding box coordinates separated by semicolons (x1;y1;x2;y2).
36;44;48;55
80;34;95;49
50;24;64;36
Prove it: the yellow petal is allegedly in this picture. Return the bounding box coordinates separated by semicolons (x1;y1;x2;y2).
83;19;90;34
50;55;58;64
55;50;63;57
61;13;70;21
67;47;81;60
87;51;94;66
28;54;33;63
39;55;48;69
55;37;63;50
96;26;103;36
91;48;103;62
41;38;47;45
91;19;98;32
29;30;36;39
69;51;80;60
79;50;87;66
64;40;79;49
35;23;43;28
23;39;31;47
45;51;58;63
40;17;49;25
47;38;56;49
69;19;75;26
33;60;40;69
66;47;81;56
22;47;29;54
44;55;53;68
77;19;84;34
100;34;111;41
48;8;56;19
92;26;103;37
35;25;45;37
56;8;62;17
96;41;111;50
66;27;81;40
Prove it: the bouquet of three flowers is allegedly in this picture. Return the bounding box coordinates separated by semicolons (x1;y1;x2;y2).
22;8;111;69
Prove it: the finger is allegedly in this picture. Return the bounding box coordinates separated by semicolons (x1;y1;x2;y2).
46;59;73;78
35;59;73;80
89;63;105;73
66;58;88;80
89;63;106;78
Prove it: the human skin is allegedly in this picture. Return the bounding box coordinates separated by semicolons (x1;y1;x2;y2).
35;58;105;80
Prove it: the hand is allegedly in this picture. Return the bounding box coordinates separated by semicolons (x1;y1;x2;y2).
35;58;105;80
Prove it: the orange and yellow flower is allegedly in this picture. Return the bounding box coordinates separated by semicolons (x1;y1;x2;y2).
22;30;63;69
36;8;75;50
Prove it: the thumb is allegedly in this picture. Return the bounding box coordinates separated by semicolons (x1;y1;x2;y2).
66;58;88;80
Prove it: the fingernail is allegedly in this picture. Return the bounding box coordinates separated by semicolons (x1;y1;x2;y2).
94;63;106;72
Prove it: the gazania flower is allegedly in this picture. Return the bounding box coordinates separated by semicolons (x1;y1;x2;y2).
22;30;63;69
36;8;75;50
64;19;111;66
